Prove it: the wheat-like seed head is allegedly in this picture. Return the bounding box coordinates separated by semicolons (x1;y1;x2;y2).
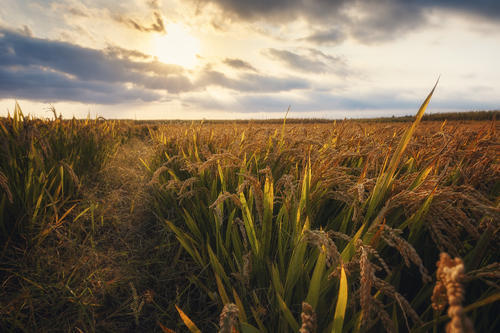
432;253;475;333
299;302;317;333
303;229;340;268
381;225;430;282
359;244;374;326
218;303;239;333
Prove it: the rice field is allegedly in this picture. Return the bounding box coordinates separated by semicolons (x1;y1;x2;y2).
0;98;499;332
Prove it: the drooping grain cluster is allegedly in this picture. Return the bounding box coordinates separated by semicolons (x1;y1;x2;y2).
299;302;317;333
1;100;497;332
146;99;499;331
218;303;239;333
432;253;475;333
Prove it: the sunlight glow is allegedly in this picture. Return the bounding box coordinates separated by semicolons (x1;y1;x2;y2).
151;23;200;68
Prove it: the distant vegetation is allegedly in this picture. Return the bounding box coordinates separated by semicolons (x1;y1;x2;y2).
363;110;499;122
1;100;498;332
112;110;499;124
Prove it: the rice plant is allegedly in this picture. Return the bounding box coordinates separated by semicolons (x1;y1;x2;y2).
0;98;497;332
0;103;120;248
148;86;499;332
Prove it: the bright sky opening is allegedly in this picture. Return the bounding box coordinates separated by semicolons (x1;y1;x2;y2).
151;23;200;68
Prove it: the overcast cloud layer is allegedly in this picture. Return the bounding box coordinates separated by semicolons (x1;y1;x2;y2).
0;0;499;118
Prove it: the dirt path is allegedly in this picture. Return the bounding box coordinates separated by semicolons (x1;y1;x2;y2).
94;138;154;231
78;137;166;330
0;137;200;331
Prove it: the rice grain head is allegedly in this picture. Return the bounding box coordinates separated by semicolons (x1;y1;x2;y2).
218;303;239;333
431;253;475;333
299;302;317;333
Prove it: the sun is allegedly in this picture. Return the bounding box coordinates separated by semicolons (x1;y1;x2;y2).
151;23;200;68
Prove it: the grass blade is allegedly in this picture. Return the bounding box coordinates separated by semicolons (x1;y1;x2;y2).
332;264;348;333
175;305;202;333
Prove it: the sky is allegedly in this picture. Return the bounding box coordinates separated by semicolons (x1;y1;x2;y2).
0;0;499;119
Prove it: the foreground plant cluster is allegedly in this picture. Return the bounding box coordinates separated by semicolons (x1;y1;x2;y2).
0;99;499;332
0;104;120;248
146;94;499;332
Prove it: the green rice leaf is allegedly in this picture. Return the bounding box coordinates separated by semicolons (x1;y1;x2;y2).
276;291;299;331
305;251;326;309
240;322;261;333
332;264;348;333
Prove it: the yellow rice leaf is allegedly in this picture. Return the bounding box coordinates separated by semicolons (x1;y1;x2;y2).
175;305;201;333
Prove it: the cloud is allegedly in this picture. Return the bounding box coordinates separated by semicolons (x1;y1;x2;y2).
194;0;500;21
0;28;184;81
195;70;309;92
348;1;424;43
265;49;327;73
191;0;348;21
301;28;346;45
67;7;89;18
429;0;500;20
110;0;166;33
0;66;161;104
104;45;151;60
187;89;427;114
58;0;166;33
115;11;166;33
0;28;309;104
149;0;161;10
223;58;258;72
264;48;347;75
192;0;500;43
0;28;190;102
18;25;33;37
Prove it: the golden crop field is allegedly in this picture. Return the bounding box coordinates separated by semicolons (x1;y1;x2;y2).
1;102;499;332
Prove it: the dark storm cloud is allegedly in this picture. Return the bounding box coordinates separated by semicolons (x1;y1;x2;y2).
193;0;500;43
223;58;258;72
0;28;308;104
